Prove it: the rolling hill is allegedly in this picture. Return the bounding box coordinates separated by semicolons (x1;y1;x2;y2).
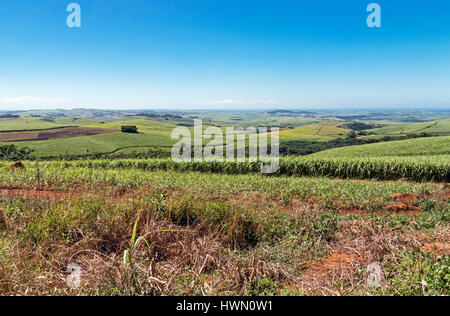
279;123;351;142
309;136;450;158
0;119;179;158
5;132;175;158
367;119;450;136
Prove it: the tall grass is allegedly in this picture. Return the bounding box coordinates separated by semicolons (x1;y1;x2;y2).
3;155;447;182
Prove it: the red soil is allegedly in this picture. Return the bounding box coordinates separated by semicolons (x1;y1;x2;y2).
304;253;357;276
339;207;420;216
0;188;73;199
390;193;418;203
0;187;128;202
420;242;450;256
384;203;422;213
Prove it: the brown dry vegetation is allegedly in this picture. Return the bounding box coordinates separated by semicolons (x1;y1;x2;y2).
0;127;117;142
0;181;448;296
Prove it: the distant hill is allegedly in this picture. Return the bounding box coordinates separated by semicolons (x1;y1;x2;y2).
267;110;315;115
366;119;450;136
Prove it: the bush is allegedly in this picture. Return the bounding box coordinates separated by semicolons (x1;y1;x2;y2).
121;126;138;134
0;144;34;161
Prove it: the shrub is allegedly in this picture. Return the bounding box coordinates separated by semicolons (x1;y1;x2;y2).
121;126;138;134
0;144;34;161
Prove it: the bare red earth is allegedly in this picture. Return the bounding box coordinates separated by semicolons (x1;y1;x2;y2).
303;253;357;276
421;242;450;256
390;193;419;203
0;188;72;199
384;203;422;213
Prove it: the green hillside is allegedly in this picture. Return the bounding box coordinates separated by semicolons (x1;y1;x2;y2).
85;119;177;135
0;116;149;132
309;136;450;158
4;132;174;158
0;119;181;158
279;124;351;142
367;119;450;136
0;117;69;131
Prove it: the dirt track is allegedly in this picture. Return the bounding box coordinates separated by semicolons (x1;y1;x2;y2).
0;127;117;142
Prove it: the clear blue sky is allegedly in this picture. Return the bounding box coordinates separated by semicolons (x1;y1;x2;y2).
1;0;450;110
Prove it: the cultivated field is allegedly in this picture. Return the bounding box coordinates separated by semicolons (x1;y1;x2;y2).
0;127;117;142
279;123;351;141
0;118;182;158
6;132;175;159
311;136;450;158
2;114;450;159
0;112;449;296
0;160;448;296
6;155;447;182
367;119;450;136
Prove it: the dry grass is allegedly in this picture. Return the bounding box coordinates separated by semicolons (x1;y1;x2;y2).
0;184;448;296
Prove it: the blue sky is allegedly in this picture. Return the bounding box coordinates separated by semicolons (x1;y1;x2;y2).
0;0;450;110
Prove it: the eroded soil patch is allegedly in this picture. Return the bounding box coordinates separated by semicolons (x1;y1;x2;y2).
303;253;357;276
0;188;74;199
420;242;450;256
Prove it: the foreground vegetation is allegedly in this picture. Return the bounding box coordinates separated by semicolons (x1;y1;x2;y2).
0;165;448;296
0;112;448;296
3;154;446;182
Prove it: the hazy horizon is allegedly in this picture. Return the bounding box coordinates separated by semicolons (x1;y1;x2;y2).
2;106;450;113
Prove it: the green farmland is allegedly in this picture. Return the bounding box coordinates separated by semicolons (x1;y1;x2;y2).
0;116;144;132
310;136;450;158
279;124;351;141
0;118;178;158
367;119;450;136
7;133;174;158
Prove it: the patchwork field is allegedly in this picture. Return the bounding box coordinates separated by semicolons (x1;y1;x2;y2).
84;119;179;135
2;114;450;160
0;116;148;132
367;119;450;136
0;118;178;158
279;123;351;141
0;127;117;142
7;133;175;158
